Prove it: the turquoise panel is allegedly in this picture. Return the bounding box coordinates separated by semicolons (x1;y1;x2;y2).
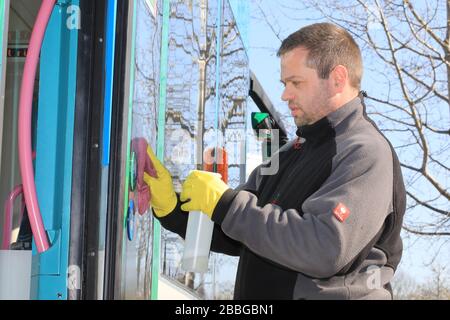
31;0;79;300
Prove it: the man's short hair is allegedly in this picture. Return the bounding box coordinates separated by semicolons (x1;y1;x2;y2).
277;23;363;90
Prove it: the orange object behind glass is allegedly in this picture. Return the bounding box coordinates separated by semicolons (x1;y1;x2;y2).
203;147;228;183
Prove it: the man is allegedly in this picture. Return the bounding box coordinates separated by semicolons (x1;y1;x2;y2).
145;22;406;300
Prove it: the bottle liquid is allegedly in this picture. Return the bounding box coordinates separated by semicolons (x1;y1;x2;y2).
181;147;227;273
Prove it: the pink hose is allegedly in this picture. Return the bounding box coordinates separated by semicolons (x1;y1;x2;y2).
18;0;56;253
1;185;24;250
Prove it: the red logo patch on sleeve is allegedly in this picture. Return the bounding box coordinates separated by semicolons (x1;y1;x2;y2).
333;203;350;222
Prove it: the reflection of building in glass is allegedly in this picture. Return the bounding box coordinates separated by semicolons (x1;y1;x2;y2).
159;0;249;299
125;0;275;300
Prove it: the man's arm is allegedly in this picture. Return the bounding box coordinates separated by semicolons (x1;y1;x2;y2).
154;194;240;256
155;165;263;256
211;142;394;278
156;140;294;256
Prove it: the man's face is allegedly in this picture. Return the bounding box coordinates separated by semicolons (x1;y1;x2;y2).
280;47;334;127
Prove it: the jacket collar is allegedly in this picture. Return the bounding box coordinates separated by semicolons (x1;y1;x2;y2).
295;93;364;142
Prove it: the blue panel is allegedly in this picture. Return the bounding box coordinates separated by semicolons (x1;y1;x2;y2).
31;0;79;300
214;0;223;149
228;0;249;49
102;0;118;166
0;0;8;82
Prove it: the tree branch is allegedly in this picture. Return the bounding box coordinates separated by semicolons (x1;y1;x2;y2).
404;0;447;49
403;225;450;236
407;191;450;216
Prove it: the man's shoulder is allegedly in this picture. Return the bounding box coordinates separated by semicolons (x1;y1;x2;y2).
335;117;393;166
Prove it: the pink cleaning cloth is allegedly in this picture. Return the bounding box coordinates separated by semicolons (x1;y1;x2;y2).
132;138;157;215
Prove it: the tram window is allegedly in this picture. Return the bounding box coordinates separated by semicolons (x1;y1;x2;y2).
159;0;248;300
160;0;223;299
119;0;161;300
120;0;251;300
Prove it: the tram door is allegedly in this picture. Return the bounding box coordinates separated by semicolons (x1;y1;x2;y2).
0;0;137;300
67;0;160;300
0;0;79;299
76;0;160;300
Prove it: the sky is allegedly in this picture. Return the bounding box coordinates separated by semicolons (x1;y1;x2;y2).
239;0;450;286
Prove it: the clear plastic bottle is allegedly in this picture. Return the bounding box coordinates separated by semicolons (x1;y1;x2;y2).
181;148;227;273
181;210;214;273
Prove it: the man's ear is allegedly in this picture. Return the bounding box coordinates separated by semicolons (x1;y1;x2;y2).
330;65;348;93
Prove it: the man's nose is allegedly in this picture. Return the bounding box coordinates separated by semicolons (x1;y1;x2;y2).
281;88;294;102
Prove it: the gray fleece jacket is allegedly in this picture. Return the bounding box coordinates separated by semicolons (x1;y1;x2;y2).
158;93;406;299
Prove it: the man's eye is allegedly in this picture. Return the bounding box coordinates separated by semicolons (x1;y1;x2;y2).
293;81;301;87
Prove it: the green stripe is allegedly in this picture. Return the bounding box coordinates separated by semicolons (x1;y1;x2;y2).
151;0;170;300
121;0;137;298
124;0;137;230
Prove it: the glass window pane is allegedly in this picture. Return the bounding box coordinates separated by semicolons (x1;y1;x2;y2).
161;0;221;299
161;0;249;300
120;0;161;299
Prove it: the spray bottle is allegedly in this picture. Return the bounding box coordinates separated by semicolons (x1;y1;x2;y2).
181;147;227;273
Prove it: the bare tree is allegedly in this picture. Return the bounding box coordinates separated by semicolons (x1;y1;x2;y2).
255;0;450;237
391;270;419;299
418;263;450;299
392;263;450;299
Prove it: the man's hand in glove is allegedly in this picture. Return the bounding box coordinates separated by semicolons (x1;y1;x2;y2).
143;145;177;217
180;170;230;218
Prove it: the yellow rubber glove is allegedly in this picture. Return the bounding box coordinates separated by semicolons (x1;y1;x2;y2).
143;146;177;218
180;170;230;218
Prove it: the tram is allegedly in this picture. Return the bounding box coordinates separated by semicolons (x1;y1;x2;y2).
0;0;287;300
